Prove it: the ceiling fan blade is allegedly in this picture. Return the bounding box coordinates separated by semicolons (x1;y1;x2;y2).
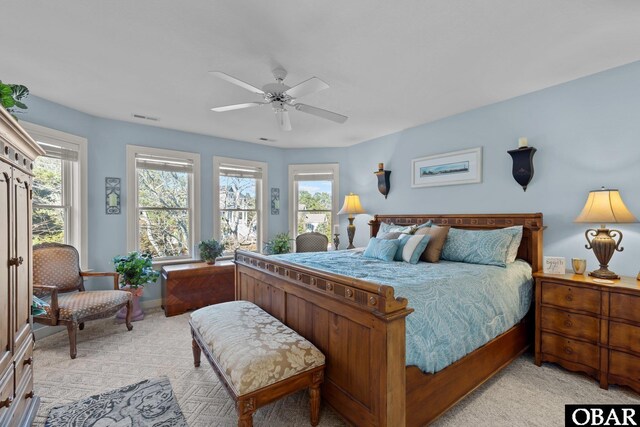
276;110;292;131
210;102;265;112
284;77;329;99
209;71;265;95
294;103;348;124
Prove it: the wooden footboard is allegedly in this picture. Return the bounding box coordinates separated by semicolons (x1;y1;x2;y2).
235;251;413;426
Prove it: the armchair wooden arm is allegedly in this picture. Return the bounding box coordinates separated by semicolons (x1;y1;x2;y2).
80;271;120;290
32;284;59;326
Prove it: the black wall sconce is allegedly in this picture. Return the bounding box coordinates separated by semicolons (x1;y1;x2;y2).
374;163;391;198
507;137;537;191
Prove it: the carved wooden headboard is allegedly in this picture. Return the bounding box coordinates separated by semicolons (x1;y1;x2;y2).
369;213;544;272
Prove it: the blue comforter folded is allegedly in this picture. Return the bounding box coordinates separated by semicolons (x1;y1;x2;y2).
274;250;532;373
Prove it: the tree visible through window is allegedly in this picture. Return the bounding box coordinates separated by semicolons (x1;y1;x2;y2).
296;180;332;240
33;155;65;244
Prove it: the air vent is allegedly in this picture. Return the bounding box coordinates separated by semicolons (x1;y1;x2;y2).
132;114;159;122
258;137;276;142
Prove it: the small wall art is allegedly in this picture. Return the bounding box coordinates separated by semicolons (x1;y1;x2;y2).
271;187;280;215
105;177;121;214
411;147;482;188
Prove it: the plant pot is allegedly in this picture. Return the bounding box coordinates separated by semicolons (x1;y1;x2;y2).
116;285;145;322
205;258;216;265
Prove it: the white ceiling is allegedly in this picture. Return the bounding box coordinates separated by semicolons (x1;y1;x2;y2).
2;1;640;148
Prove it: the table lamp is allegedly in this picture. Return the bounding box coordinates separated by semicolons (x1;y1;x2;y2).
575;187;638;279
337;193;366;249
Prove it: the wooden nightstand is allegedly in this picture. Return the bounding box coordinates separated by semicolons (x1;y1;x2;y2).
534;272;640;394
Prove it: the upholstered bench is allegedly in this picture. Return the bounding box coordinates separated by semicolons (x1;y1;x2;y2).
190;301;325;427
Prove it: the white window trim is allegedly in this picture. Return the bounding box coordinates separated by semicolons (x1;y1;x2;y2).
22;121;88;268
288;163;339;247
126;145;201;264
213;156;268;256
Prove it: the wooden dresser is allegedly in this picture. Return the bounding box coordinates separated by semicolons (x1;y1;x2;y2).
535;272;640;393
0;107;45;426
161;261;235;317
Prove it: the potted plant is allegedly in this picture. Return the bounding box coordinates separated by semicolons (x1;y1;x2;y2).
264;232;293;255
112;251;160;321
0;81;29;119
199;239;227;264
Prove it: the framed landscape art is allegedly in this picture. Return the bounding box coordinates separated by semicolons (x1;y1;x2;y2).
411;147;482;188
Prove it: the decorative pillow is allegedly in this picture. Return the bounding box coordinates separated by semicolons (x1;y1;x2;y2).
415;225;450;263
377;231;402;240
440;228;514;267
395;234;431;264
363;238;400;262
376;222;414;237
503;226;524;263
414;220;433;231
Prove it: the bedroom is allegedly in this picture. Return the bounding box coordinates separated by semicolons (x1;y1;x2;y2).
1;0;640;426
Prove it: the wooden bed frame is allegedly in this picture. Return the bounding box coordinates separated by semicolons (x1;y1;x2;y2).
234;213;543;426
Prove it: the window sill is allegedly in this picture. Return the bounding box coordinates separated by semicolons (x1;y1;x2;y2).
151;258;202;270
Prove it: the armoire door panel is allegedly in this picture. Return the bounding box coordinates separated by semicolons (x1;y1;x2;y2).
13;170;31;349
0;164;12;374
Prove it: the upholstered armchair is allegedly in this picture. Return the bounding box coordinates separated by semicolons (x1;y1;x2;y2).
32;243;133;359
295;232;329;253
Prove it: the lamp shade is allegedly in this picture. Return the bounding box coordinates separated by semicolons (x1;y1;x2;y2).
575;188;638;224
337;193;366;215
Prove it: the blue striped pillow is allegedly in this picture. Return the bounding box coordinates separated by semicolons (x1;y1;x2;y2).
395;234;431;264
363;238;399;262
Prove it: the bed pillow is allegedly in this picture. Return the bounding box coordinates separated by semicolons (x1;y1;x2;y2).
363;237;399;262
503;226;524;263
414;220;433;231
377;231;402;240
395;234;431;264
440;228;514;267
415;225;450;263
376;222;414;237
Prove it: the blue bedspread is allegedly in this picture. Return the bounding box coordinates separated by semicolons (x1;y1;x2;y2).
273;250;532;373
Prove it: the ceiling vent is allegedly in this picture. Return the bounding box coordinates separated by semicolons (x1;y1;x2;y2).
132;114;159;122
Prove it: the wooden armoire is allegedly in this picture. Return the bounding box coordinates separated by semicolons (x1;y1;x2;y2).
0;107;44;426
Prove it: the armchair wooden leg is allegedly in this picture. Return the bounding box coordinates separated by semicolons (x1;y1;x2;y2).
79;322;85;330
125;300;133;331
66;323;77;359
192;339;201;367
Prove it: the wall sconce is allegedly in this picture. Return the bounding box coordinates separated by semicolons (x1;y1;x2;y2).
374;163;391;198
507;137;537;191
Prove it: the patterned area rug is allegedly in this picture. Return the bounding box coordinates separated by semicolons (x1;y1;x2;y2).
45;377;187;427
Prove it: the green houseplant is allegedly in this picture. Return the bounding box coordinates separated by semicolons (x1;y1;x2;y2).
0;81;29;119
264;232;292;255
112;251;160;321
199;239;227;264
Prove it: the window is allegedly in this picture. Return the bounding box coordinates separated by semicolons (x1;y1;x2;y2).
289;164;339;247
127;146;200;261
213;157;267;255
24;122;88;267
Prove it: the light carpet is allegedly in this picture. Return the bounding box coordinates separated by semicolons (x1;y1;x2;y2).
33;309;639;427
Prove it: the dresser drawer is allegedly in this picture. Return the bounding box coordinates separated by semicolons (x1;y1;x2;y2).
540;281;600;314
609;350;640;385
541;333;599;369
0;367;14;424
609;321;640;354
540;306;599;342
13;339;33;390
610;293;640;323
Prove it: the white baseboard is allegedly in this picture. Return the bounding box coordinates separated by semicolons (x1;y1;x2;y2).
33;298;164;341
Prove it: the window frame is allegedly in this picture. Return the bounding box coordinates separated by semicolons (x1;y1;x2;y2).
23;121;88;268
126;145;201;263
213;156;268;257
288;163;339;249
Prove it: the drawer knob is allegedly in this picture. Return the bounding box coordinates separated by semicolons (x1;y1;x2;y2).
23;356;33;366
564;320;573;328
25;391;34;399
565;295;573;302
563;346;573;355
0;396;12;408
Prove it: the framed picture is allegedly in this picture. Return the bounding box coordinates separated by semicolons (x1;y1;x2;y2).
271;188;280;215
411;147;482;188
105;177;121;214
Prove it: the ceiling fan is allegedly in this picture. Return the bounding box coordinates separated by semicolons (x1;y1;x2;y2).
209;67;348;131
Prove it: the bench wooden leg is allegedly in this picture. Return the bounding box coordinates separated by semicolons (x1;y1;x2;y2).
237;398;255;427
309;383;321;426
192;338;201;367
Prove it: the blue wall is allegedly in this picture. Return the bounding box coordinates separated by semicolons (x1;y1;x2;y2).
339;60;640;278
25;59;640;306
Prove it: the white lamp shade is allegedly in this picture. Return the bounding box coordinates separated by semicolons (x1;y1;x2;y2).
575;188;638;224
337;193;365;215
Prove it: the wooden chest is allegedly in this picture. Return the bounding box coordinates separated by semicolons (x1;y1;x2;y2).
161;261;235;317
